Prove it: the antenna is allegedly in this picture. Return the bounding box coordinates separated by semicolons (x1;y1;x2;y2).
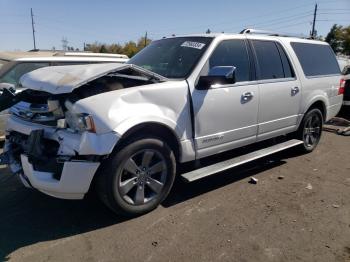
30;8;37;50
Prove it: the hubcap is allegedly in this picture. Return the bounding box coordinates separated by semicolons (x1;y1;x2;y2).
303;114;321;148
118;149;167;206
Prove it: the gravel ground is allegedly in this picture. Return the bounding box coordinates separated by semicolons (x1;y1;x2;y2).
0;113;350;262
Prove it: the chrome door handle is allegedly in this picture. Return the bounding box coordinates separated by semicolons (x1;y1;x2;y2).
242;92;254;102
291;86;299;95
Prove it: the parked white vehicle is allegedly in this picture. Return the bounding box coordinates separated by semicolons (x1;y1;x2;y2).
0;30;343;216
0;51;128;137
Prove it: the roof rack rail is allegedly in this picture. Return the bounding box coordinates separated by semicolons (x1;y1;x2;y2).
62;52;129;59
240;28;307;39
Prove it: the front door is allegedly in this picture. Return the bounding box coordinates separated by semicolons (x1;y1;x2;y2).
191;39;259;158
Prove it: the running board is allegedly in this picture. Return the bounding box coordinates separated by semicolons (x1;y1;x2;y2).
181;139;303;183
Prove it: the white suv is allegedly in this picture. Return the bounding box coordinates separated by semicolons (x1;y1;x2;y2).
0;31;343;216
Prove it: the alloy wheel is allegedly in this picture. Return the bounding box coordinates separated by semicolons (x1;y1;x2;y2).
118;149;167;206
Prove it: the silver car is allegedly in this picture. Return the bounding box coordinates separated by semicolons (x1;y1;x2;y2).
0;31;343;216
0;51;129;137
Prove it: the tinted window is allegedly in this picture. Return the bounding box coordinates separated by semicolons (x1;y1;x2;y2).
276;43;294;78
207;40;250;82
291;42;340;77
252;40;284;80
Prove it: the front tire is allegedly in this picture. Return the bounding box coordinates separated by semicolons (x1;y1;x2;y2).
97;137;176;217
296;108;323;153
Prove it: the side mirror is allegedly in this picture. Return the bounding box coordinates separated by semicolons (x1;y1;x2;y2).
197;66;236;90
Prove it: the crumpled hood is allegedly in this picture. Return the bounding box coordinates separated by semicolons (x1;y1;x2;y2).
19;63;166;95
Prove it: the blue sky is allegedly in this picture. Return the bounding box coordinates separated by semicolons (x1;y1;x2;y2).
0;0;349;51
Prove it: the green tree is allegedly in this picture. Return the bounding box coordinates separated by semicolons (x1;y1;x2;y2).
342;26;350;55
123;41;138;57
99;45;108;53
84;36;152;57
325;24;346;54
325;24;343;53
137;37;152;50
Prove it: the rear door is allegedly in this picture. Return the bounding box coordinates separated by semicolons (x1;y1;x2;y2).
250;39;302;141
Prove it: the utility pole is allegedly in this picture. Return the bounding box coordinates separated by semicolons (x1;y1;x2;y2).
311;3;318;39
30;8;37;50
144;31;148;47
62;37;68;51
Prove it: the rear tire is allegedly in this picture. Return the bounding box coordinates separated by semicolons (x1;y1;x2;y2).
96;137;176;217
295;108;323;153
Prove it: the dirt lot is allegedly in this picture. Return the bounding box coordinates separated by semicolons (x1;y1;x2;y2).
0;114;350;262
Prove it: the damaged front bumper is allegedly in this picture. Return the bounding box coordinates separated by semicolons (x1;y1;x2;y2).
1;115;120;200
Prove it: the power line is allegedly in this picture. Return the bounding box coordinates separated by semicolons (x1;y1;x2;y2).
149;3;315;35
268;21;311;31
246;13;313;29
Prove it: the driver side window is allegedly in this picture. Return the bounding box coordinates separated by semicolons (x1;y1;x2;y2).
203;39;250;82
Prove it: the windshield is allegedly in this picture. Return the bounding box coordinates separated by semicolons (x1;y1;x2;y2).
127;37;213;78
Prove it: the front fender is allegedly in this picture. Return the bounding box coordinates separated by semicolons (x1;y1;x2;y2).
73;80;192;141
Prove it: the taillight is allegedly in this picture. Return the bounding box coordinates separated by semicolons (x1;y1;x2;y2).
338;79;345;95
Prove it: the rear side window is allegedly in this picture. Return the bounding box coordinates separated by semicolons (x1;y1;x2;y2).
252;40;284;80
291;42;340;77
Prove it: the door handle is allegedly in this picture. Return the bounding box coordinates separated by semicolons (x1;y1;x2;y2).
241;92;254;102
291;86;299;95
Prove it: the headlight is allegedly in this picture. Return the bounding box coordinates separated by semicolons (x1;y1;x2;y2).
65;111;96;133
64;100;96;133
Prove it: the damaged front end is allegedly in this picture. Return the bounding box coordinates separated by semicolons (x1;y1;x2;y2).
0;63;167;199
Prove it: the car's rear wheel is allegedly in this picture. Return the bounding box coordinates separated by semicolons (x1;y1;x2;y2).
296;108;323;153
97;137;176;217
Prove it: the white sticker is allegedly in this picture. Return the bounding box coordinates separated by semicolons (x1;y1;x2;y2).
181;41;206;49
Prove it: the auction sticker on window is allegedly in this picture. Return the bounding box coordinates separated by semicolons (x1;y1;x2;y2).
181;41;206;49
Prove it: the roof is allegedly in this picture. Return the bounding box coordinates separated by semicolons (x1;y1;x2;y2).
14;57;129;62
158;32;327;46
0;51;129;61
0;51;60;61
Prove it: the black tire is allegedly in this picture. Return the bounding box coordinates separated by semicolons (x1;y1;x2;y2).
295;108;323;153
96;137;176;217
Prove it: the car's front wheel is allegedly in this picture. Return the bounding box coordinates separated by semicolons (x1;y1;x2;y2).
97;137;176;217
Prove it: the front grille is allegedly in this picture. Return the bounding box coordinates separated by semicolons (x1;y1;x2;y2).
8;131;63;179
10;101;63;126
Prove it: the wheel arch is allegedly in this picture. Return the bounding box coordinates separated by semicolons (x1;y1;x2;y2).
115;122;182;162
306;100;327;121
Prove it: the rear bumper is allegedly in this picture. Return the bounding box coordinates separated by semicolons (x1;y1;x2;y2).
326;102;343;121
343;100;350;106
